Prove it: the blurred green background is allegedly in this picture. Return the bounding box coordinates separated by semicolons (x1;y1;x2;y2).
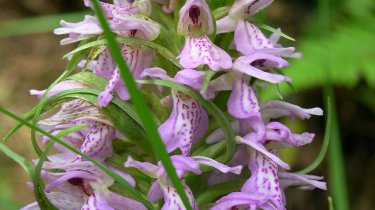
0;0;374;209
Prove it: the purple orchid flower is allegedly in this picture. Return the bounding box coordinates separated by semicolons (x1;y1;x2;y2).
177;0;214;36
233;53;291;84
54;15;103;45
84;0;152;17
78;14;159;107
261;100;323;121
153;0;177;13
216;0;273;34
158;89;208;156
142;67;210;156
209;119;325;210
55;0;157;45
234;20;300;58
95;45;154;107
21;161;144;210
211;149;326;210
142;67;232;99
37;99;116;162
125;155;242;210
31;81;116;162
176;0;232;71
110;13;160;39
216;0;301;60
30;80;89;99
177;34;233;71
206;100;323;144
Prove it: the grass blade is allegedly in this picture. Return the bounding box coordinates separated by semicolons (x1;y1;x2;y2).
325;87;349;210
296;98;331;174
0;12;86;37
63;37;181;68
0;143;35;178
89;1;192;209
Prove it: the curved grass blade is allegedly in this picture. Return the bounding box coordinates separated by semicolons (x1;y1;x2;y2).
30;40;88;156
202;71;215;93
63;37;182;68
0;106;155;210
0;142;35;179
2;98;72;143
89;1;192;209
259;24;296;42
137;79;236;163
328;196;335;210
33;125;86;210
213;6;230;20
0;12;85;37
296;98;331;174
196;179;245;205
23;88;153;153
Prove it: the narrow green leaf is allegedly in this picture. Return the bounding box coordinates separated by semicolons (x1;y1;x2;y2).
328;196;335;210
63;37;181;68
67;71;107;90
0;12;86;37
202;71;216;93
0;106;154;209
192;141;226;160
259;24;295;41
296;98;331;174
213;6;230;20
325;87;349;210
89;1;192;209
196;180;245;205
2;99;71;143
0;143;35;178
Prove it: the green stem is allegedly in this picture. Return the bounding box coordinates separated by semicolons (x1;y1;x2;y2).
89;1;193;209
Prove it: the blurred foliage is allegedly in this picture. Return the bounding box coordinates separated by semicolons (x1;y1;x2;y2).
262;0;375;99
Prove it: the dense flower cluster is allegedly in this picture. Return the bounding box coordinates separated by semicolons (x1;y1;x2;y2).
22;0;326;209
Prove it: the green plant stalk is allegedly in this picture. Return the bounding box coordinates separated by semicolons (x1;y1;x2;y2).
318;0;349;208
89;1;193;209
296;98;331;174
325;87;349;210
0;106;154;209
0;12;86;37
0;143;35;179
